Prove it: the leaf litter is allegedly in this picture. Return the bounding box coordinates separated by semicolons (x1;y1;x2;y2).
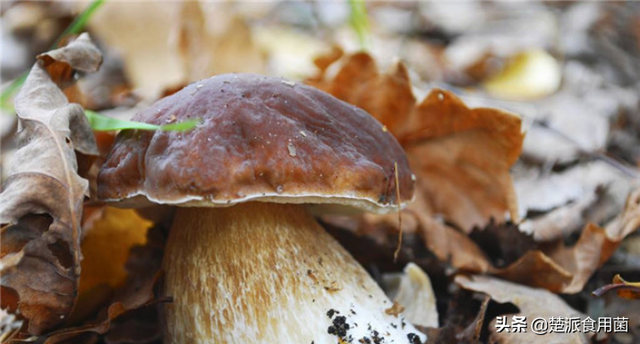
1;2;639;344
1;33;100;335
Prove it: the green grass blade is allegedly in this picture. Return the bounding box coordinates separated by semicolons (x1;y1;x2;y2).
348;0;370;49
56;0;106;45
85;110;199;132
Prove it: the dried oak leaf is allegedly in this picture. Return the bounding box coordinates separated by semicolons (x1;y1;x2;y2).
0;33;100;335
536;188;640;293
307;51;523;232
354;190;636;293
22;225;166;344
456;275;592;344
403;90;522;232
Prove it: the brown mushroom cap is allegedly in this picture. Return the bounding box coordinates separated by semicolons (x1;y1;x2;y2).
98;74;414;213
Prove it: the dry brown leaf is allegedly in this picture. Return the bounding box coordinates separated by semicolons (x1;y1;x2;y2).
310;51;640;294
355;192;635;293
593;274;640;300
78;207;152;294
474;217;637;293
17;225;167;344
403;90;522;231
544;189;639;293
307;51;523;232
0;33;100;335
456;275;592;344
306;52;413;139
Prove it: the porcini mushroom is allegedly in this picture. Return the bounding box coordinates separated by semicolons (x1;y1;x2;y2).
98;74;425;344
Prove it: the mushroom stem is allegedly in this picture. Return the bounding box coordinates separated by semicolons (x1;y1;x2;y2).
163;202;424;344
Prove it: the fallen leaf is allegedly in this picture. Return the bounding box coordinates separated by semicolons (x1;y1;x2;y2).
405;89;523;231
0;33;100;335
78;207;152;294
352;189;637;293
593;274;640;300
307;52;524;232
389;263;439;328
605;187;640;241
514;161;633;220
456;275;592;344
422;289;487;344
519;187;605;242
29;225;167;344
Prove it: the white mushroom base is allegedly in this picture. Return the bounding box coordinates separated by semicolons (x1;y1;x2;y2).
163;202;426;344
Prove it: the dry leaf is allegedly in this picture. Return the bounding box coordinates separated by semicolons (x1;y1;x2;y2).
456;275;592;344
404;89;522;231
0;33;100;335
519;188;604;242
453;187;637;294
392;263;439;328
78;207;152;294
422;290;487;344
593;274;640;300
355;191;636;293
605;187;640;241
28;225;166;344
306;52;413;139
307;51;524;232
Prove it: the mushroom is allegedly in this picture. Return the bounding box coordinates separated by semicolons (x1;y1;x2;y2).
98;74;425;344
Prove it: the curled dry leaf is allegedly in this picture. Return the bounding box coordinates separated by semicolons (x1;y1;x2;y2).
392;263;439;328
354;189;637;293
593;274;640;300
311;51;639;294
484;191;638;294
22;225;167;344
0;33;100;335
307;51;523;232
456;275;592;344
404;89;522;232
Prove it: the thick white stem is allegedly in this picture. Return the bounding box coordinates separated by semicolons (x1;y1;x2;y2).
163;202;425;344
